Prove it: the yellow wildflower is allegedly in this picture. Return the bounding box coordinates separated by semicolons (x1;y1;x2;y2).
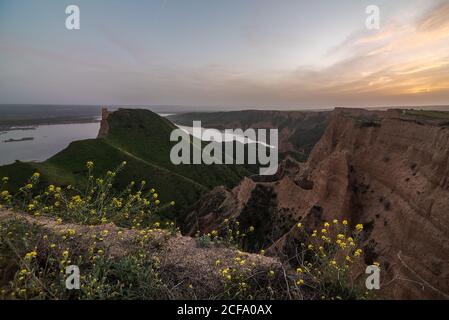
86;161;94;169
296;279;305;286
25;251;37;260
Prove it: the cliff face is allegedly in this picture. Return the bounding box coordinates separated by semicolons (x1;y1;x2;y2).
186;108;449;299
285;108;449;299
97;107;111;138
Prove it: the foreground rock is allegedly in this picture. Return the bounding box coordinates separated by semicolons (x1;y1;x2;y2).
0;210;288;299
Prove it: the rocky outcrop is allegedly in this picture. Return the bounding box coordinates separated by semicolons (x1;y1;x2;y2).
186;108;449;299
97;108;111;138
0;210;286;299
293;108;449;299
185;161;301;249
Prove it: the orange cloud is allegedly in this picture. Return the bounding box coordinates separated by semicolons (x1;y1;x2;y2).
272;1;449;106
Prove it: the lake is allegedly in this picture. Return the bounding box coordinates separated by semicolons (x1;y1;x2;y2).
0;122;100;166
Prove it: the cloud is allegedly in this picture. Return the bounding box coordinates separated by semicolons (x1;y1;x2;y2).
162;1;449;108
3;0;449;108
417;1;449;32
267;1;449;107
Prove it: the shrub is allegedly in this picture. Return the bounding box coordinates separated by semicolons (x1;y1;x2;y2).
214;252;285;300
0;161;175;229
291;221;377;300
195;219;255;250
0;163;375;300
0;218;168;299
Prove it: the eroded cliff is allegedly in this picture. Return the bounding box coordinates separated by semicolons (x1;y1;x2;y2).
186;108;449;299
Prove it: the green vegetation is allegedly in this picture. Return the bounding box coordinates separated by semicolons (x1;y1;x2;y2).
401;109;449;121
0;217;170;299
0;166;374;300
0;109;251;222
193;219;376;300
194;219;255;250
0;109;375;300
292;221;376;300
0;164;171;299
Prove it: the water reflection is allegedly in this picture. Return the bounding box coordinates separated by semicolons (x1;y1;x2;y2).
0;122;100;165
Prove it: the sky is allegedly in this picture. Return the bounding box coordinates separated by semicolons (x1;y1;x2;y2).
1;0;449;109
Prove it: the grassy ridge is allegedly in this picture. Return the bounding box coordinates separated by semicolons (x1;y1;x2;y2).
0;109;252;222
105;109;249;188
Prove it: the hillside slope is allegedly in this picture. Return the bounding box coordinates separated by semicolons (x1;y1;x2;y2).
185;108;449;299
0;109;251;221
0;209;287;299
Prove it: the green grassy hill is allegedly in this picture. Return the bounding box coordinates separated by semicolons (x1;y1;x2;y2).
0;109;251;222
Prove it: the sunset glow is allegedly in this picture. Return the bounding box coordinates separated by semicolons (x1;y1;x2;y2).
1;0;448;108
